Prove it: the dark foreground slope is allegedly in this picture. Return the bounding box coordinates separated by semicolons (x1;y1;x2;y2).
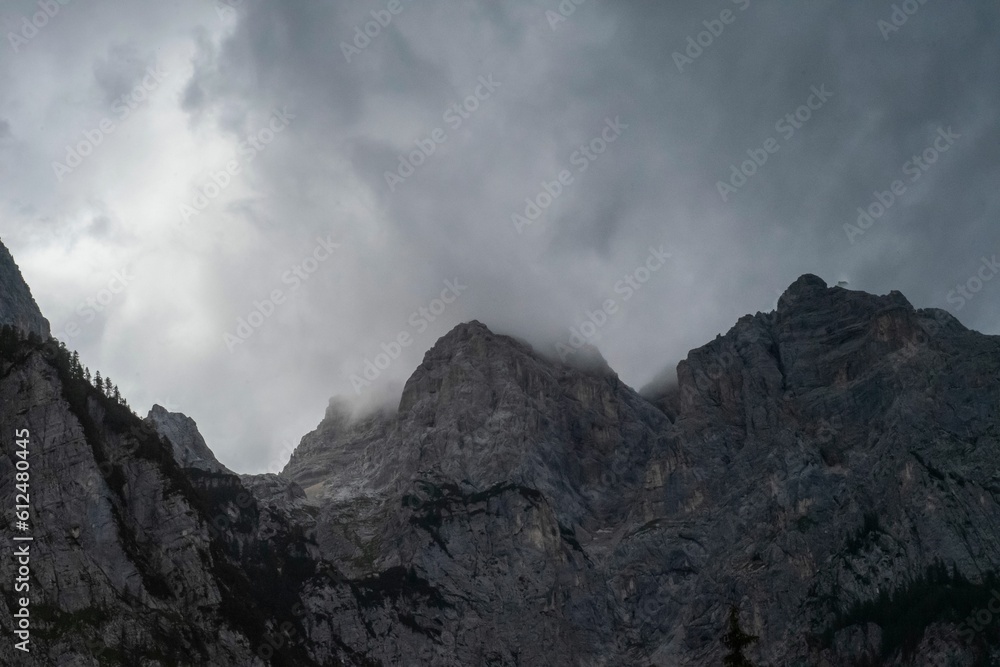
1;235;998;666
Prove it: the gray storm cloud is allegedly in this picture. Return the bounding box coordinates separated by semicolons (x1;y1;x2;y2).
1;0;997;472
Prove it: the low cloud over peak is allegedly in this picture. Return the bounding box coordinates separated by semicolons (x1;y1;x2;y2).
3;0;998;472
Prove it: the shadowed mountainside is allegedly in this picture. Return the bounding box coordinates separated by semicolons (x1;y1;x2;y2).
1;235;998;665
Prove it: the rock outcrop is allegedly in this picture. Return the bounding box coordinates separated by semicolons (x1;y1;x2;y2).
1;260;999;666
0;238;50;338
0;341;349;665
147;404;230;473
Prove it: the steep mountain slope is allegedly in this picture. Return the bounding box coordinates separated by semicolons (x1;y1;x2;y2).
0;241;372;665
0;332;370;665
0;238;50;339
1;233;998;666
281;276;1000;666
147;404;230;473
282;320;674;665
628;275;1000;665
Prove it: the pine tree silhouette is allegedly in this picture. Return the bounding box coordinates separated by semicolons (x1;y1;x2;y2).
722;605;758;667
94;371;102;391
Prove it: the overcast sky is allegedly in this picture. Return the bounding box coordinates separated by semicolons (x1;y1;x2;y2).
2;0;998;473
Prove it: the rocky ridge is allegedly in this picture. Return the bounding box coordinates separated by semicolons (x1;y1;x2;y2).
0;233;998;666
146;404;230;473
0;238;50;339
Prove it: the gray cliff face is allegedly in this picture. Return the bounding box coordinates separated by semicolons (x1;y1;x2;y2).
0;348;325;665
0;238;50;339
2;263;1000;666
279;282;1000;666
146;404;230;473
636;275;1000;665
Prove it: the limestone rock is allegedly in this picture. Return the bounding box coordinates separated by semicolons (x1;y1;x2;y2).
2;260;1000;665
0;237;50;339
147;404;230;473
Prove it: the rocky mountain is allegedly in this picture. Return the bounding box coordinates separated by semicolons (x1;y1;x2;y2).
1;234;999;666
0;238;50;339
146;404;230;474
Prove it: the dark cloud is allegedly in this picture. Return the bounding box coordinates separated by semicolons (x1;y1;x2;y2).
4;0;999;472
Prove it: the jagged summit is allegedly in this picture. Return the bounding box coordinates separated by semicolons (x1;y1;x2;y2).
5;235;1000;665
776;272;913;316
417;319;613;374
146;404;229;473
0;237;50;338
320;396;355;429
773;273;838;319
649;274;984;427
781;271;828;298
445;318;491;335
416;318;520;362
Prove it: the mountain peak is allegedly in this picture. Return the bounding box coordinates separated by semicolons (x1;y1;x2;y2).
436;319;493;343
777;273;829;311
0;238;51;339
420;319;524;364
776;273;915;316
398;320;524;412
7;259;1000;665
147;404;229;473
